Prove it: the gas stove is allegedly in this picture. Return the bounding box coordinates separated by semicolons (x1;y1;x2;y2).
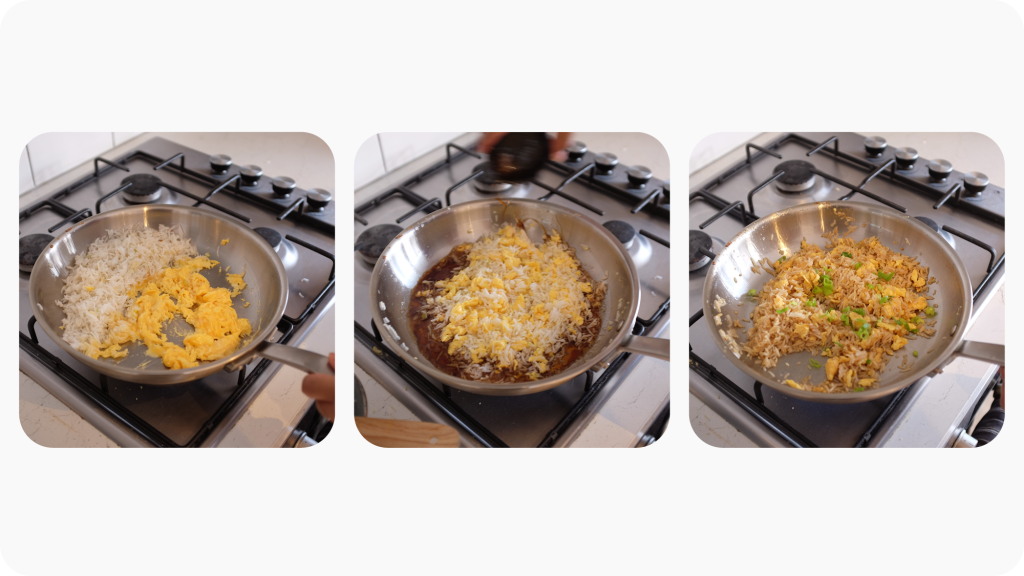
18;136;336;447
354;134;670;447
689;132;1005;447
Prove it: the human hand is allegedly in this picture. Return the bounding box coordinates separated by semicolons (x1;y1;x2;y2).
301;353;336;422
477;132;573;162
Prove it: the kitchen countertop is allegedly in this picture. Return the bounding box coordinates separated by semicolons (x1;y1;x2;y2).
18;132;336;447
354;131;671;447
689;131;1005;447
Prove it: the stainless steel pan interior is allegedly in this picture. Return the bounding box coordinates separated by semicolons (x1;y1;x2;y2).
29;205;330;384
703;201;1003;404
369;198;669;396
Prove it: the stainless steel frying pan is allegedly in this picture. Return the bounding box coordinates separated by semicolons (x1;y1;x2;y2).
369;198;670;396
28;205;331;384
702;201;1003;404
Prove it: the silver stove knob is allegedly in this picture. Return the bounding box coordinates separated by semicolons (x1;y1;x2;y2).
963;171;989;197
594;153;619;175
894;147;919;170
927;159;953;182
210;154;232;175
271;176;297;197
306;188;332;211
239;165;263;187
566;142;587;162
626;165;652;187
864;136;887;157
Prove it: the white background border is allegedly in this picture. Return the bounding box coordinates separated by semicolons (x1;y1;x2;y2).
1;1;1021;575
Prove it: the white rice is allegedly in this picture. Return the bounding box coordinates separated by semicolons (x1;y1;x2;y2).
58;225;197;355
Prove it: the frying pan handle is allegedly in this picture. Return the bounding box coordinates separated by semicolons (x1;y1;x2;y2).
226;341;334;374
955;341;1004;366
618;334;670;362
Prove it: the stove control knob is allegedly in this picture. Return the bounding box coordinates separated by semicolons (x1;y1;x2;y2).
271;176;296;197
594;153;619;175
626;165;653;188
210;154;233;175
963;171;989;197
894;147;919;170
306;188;332;211
927;159;953;183
566;141;587;162
864;136;887;157
239;165;263;187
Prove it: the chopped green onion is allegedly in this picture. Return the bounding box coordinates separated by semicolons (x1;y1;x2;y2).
913;351;918;357
778;256;787;262
853;262;862;270
880;296;890;304
909;328;918;334
853;387;865;392
894;319;908;328
842;306;851;313
876;271;894;281
852;308;865;316
748;289;757;297
865;359;871;365
842;251;853;258
812;286;823;294
776;307;789;314
841;313;850;326
805;298;817;307
856;323;872;340
865;283;875;290
819;272;834;296
924;306;935;317
809;359;821;369
909;316;922;324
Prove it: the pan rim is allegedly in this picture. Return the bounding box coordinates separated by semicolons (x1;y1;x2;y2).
701;200;974;404
28;204;289;385
368;197;643;395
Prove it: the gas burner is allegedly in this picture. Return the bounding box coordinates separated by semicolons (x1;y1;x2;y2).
254;227;283;249
471;162;532;196
356;224;402;266
773;160;816;193
913;217;955;248
472;162;513;193
603;220;637;248
120;173;164;204
253;226;299;269
689;230;714;271
20;233;53;273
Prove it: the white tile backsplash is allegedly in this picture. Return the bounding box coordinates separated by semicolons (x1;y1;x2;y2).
689;132;761;174
354;134;386;189
19;147;34;194
113;132;143;146
378;132;464;172
25;132;114;189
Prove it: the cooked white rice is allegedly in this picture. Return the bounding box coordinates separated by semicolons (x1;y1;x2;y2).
57;225;197;357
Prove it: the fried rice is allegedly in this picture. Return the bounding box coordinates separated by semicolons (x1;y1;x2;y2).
742;235;937;393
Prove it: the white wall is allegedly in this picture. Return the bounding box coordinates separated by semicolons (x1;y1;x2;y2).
354;132;465;190
18;132;143;194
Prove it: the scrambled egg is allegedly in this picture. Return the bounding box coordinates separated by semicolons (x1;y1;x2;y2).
422;223;600;381
92;256;252;369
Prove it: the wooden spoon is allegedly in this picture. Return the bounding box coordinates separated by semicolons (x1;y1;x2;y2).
354;416;459;448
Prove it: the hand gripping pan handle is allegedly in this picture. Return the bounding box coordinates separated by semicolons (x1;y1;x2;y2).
226;341;333;374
